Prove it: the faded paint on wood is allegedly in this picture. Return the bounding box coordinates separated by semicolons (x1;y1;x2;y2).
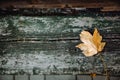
0;14;120;75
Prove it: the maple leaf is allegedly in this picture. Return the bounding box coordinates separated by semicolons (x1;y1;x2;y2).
93;28;106;52
76;28;106;57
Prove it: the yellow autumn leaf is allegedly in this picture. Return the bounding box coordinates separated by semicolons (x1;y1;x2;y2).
93;28;106;52
76;43;97;56
90;73;97;78
76;28;106;57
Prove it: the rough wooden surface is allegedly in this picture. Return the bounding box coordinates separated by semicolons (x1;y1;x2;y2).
0;13;120;75
0;0;119;11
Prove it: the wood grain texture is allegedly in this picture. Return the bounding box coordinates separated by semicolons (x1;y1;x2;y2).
0;0;119;11
0;13;120;75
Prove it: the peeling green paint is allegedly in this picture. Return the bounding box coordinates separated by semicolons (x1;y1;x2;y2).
0;14;120;75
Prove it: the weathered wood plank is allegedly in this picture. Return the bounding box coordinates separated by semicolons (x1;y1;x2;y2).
0;0;119;11
0;14;120;75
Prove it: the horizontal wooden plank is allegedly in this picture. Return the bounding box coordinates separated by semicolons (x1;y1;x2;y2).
0;16;119;38
0;1;119;12
101;6;120;11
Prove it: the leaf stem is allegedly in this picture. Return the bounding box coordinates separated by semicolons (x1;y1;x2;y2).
100;54;109;80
